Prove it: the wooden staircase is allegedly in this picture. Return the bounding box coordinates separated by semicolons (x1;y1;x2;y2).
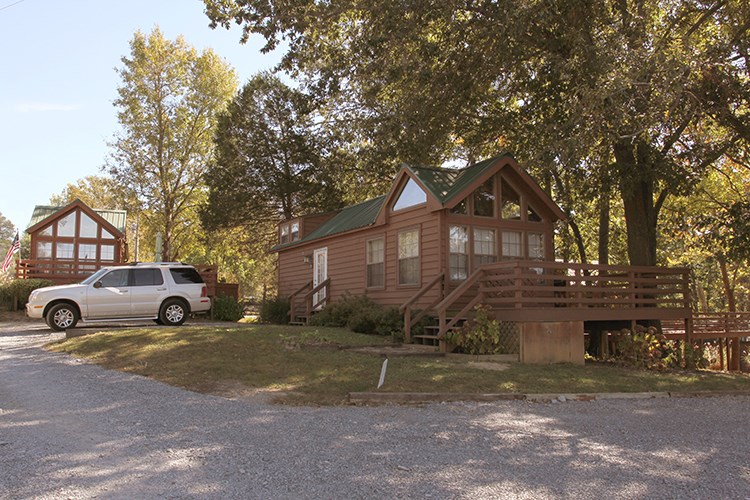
413;317;467;347
288;278;330;325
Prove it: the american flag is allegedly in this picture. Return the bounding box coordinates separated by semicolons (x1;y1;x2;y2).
2;232;20;273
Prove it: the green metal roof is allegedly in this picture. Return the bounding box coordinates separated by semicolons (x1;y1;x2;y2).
408;154;509;204
28;205;128;233
271;196;386;251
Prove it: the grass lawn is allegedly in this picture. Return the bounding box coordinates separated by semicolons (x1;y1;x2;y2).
46;324;750;405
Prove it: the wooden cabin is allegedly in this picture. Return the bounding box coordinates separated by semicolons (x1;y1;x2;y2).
273;154;693;363
17;199;128;284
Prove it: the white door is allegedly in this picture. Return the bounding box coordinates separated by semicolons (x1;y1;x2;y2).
313;248;328;309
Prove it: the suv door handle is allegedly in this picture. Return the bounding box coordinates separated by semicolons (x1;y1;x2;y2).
156;287;167;291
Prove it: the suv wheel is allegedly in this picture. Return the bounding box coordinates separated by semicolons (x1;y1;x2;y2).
159;299;188;326
46;303;79;331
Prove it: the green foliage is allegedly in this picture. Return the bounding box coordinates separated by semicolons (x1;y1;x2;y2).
309;294;403;338
212;295;244;322
108;27;237;262
445;305;507;355
612;325;708;371
259;297;290;324
0;279;55;310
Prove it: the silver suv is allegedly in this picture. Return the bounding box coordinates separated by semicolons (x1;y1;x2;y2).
26;262;212;331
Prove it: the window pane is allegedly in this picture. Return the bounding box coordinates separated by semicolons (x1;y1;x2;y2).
56;243;74;260
367;238;384;264
367;262;385;288
393;178;426;211
502;231;522;259
528;233;545;260
102;228;114;239
57;211;77;237
398;230;419;284
79;244;97;261
37;241;52;259
100;245;115;262
40;225;52;236
291;222;300;242
449;225;468;281
366;238;385;288
449;254;469;281
99;269;129;287
450;198;467;215
501;180;521;219
473;228;497;268
133;269;164;286
528;205;542;222
473;178;495;217
280;224;290;244
80;212;98;238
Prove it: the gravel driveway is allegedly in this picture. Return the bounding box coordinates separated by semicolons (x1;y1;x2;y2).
1;323;749;499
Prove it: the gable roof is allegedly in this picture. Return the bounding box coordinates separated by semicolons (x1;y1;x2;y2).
273;154;565;251
26;199;127;235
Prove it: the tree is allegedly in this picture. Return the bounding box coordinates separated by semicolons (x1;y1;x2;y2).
108;27;237;262
204;0;749;266
203;72;343;230
49;175;129;210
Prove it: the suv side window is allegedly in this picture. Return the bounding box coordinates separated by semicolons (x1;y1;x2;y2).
98;269;130;287
133;269;164;286
170;267;204;284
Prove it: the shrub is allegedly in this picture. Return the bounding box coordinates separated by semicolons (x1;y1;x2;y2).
309;293;378;328
444;304;505;355
0;279;55;311
310;294;404;339
259;297;290;324
611;325;708;370
212;295;244;322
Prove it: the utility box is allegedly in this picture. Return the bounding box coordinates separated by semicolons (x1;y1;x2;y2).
520;321;584;365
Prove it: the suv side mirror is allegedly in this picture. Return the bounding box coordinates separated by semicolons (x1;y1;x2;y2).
93;281;103;289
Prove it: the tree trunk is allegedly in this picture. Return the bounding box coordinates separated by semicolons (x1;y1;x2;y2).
597;184;610;266
614;140;658;267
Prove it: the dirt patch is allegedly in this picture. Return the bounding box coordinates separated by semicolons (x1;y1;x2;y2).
467;361;510;371
209;380;289;404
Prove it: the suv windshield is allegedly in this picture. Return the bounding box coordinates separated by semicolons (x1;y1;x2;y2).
81;268;109;285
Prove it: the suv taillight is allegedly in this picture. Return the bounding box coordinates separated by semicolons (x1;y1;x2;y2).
201;285;207;297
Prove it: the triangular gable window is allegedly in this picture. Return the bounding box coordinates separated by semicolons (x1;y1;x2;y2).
393;178;426;211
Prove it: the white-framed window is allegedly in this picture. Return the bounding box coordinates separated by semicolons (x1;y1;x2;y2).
473;228;497;268
393;178;427;211
280;224;290;244
291;221;300;242
528;233;545;260
366;237;385;288
502;231;522;259
397;228;420;285
449;225;469;281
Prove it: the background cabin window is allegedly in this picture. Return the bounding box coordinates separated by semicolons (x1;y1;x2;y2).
473;228;497;267
366;238;385;288
291;221;300;242
449;225;469;281
56;243;74;260
393;178;426;211
501;180;521;219
101;245;115;262
37;242;52;259
78;243;97;261
450;198;467;215
502;231;522;259
80;212;98;238
473;178;495;217
398;228;420;285
57;212;76;237
280;224;290;244
40;225;52;236
528;233;545;260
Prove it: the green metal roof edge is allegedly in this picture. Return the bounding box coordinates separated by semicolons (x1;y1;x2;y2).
28;204;128;233
271;196;386;251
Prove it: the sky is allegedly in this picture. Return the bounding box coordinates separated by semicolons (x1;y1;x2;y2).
0;0;280;233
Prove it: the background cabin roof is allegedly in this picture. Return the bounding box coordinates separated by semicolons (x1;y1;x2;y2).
27;204;128;233
407;155;506;204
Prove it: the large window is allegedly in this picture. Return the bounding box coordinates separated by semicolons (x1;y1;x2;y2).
56;243;74;260
57;212;76;237
473;228;497;268
100;245;115;262
36;242;52;259
473;178;495;217
449;225;469;281
398;228;420;285
80;212;98;238
502;231;522;259
393;178;426;211
366;237;385;288
528;233;545;260
78;244;97;261
501;180;521;219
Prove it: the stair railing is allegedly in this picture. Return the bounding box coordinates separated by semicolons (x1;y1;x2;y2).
288;280;312;323
304;278;331;320
400;272;444;342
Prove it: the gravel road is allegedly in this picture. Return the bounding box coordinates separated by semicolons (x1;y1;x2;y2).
1;323;749;499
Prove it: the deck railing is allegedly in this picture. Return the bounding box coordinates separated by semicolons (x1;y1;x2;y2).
15;259;114;284
403;261;692;340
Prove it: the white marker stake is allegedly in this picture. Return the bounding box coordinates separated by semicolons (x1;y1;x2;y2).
377;358;388;389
